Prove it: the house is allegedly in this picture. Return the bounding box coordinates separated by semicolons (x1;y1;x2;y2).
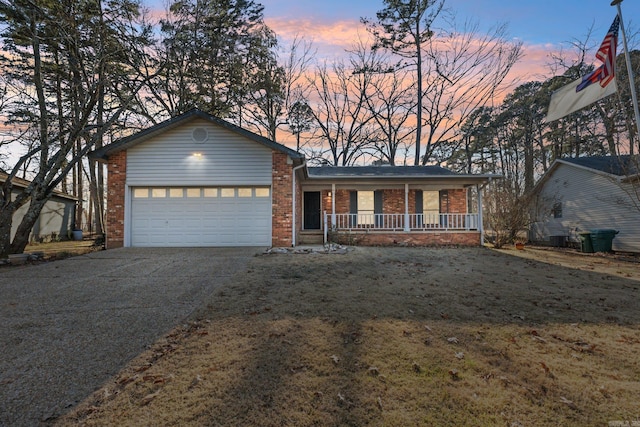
529;155;640;252
1;171;77;242
89;109;498;249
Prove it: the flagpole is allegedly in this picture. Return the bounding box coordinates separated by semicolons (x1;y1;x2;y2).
612;0;640;155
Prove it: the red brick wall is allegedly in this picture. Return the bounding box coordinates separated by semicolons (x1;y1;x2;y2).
334;189;351;214
272;152;294;246
442;189;468;213
106;151;126;249
330;231;480;247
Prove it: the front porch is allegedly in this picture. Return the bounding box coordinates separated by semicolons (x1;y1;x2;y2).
296;165;494;247
323;212;481;246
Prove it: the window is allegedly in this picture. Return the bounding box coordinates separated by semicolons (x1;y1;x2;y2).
238;188;252;198
169;188;183;198
357;191;375;225
255;188;270;198
133;188;148;198
204;188;218;198
151;188;166;198
221;188;235;198
423;191;439;223
186;188;201;198
552;202;562;218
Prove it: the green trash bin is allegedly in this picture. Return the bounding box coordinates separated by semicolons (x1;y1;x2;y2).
590;229;619;252
578;232;594;253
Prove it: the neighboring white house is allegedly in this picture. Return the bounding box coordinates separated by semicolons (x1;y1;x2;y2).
530;156;640;252
1;172;77;242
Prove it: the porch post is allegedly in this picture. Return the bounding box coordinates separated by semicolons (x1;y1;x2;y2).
477;184;484;245
331;183;336;226
404;183;410;232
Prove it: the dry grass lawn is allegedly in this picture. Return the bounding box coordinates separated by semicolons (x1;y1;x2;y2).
58;246;640;426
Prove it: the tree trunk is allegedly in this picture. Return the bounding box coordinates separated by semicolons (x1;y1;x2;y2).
10;196;48;255
0;208;15;258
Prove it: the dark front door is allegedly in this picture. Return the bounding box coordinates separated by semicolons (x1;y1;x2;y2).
304;191;321;230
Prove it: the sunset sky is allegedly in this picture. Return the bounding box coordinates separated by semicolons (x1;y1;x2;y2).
148;0;640;82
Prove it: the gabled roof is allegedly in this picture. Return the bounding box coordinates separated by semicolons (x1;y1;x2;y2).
89;109;304;161
532;155;640;194
0;172;77;201
560;155;639;177
306;165;499;184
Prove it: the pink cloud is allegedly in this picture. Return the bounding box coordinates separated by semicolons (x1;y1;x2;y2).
268;16;567;85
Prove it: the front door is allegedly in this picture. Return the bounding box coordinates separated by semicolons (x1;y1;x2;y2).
304;191;321;230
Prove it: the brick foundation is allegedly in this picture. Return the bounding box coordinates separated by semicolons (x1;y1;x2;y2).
329;231;481;247
106;151;126;249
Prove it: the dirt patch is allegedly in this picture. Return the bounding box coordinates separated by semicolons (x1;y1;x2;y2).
58;246;640;426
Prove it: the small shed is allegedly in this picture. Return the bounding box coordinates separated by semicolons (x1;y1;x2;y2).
1;172;77;242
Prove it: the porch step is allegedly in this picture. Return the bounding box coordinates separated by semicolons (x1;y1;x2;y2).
298;232;324;245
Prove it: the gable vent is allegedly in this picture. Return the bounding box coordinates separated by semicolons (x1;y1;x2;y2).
192;127;208;143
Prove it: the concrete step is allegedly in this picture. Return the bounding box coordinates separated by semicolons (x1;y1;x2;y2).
298;232;324;245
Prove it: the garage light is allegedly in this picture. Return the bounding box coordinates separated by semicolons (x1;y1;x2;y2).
192;152;203;158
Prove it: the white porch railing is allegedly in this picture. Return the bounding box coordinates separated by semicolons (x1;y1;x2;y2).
325;213;479;232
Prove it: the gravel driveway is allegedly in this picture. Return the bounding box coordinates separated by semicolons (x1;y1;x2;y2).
0;247;259;426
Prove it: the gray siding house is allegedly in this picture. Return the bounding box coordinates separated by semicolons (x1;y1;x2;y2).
530;156;640;252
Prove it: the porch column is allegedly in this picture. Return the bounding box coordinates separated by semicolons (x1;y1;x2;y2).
331;183;336;226
404;183;410;232
477;184;484;245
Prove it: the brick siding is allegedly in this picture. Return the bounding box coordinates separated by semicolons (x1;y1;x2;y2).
271;152;294;246
106;151;126;249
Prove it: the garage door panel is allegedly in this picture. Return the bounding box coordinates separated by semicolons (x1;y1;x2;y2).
131;187;271;247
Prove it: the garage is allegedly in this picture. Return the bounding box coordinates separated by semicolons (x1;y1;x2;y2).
130;186;271;247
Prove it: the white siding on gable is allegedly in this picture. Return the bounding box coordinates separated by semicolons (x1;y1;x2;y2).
126;118;273;186
531;163;640;252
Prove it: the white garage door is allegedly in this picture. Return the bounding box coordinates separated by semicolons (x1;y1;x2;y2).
130;187;271;247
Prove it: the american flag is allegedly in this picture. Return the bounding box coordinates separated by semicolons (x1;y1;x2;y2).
595;15;620;88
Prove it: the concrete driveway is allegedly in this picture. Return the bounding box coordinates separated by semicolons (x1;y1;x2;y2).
0;247;259;426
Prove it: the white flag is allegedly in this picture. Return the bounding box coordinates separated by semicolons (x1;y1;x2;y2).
544;76;617;123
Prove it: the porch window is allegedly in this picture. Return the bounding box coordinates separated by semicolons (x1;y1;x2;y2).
358;191;375;225
552;202;562;218
350;190;383;226
415;190;440;226
423;191;439;220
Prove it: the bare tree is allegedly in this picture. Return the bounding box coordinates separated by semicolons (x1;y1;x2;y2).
365;59;417;165
308;41;379;166
363;0;445;165
420;19;522;165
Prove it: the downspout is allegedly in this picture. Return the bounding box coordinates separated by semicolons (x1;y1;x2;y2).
291;161;306;247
